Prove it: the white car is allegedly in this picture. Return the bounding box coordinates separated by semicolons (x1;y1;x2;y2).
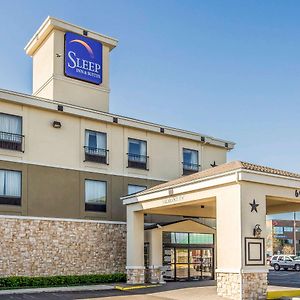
270;255;300;271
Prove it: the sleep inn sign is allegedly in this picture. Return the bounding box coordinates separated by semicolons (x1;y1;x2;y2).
65;32;103;85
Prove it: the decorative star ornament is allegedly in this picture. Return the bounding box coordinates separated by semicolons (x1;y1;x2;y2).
249;199;259;213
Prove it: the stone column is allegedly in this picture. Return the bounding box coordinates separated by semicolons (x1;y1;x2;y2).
215;183;268;299
126;206;145;284
148;228;164;284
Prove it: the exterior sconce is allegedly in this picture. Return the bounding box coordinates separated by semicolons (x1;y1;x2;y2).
52;121;62;129
253;224;262;238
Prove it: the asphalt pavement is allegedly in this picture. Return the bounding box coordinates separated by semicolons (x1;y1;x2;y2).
0;271;299;299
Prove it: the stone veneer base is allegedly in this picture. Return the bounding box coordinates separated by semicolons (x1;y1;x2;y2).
126;268;145;284
217;272;268;300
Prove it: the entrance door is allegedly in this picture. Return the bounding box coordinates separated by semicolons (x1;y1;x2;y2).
163;247;214;281
189;248;214;280
175;248;189;281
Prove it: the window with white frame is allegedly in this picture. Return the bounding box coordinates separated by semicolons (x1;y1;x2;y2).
128;184;147;195
0;113;22;151
127;138;147;169
0;170;21;205
182;148;199;174
85;179;107;212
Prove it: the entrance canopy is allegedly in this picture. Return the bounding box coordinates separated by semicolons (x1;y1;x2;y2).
122;161;300;299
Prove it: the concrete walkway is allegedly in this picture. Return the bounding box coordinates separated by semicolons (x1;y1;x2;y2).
87;286;224;300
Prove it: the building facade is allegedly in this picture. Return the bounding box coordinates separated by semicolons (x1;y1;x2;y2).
266;219;300;256
0;17;234;222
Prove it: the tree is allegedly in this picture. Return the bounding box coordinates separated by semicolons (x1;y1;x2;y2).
282;244;294;255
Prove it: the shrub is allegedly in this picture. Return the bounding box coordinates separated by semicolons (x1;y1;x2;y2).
0;273;126;289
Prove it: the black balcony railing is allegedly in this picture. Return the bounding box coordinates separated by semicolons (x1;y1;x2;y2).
0;131;24;152
0;196;21;206
127;153;149;170
84;146;109;164
182;162;200;175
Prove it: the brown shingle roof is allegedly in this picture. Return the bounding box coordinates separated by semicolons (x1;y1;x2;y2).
134;161;300;197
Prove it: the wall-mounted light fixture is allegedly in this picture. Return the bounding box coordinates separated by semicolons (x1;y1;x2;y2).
52;121;62;129
253;224;262;238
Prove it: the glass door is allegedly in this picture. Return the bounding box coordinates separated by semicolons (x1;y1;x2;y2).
175;248;189;281
189;248;213;280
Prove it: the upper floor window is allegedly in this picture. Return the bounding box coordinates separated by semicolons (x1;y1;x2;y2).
127;138;148;170
85;179;107;212
284;226;293;232
84;130;108;164
0;169;21;206
274;226;284;235
128;184;147;195
182;148;199;175
0;113;23;152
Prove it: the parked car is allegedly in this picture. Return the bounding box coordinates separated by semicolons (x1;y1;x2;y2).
270;255;300;271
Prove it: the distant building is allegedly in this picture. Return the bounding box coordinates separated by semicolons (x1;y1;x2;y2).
266;219;300;256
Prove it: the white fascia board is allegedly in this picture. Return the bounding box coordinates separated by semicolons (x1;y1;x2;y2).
25;16;118;55
126;171;239;205
0;88;235;149
238;170;300;189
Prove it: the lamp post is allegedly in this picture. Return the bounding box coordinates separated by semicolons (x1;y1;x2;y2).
294;212;297;256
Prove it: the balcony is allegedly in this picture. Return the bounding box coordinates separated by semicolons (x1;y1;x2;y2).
127;153;149;170
0;196;21;206
0;131;24;152
182;162;200;175
84;146;109;164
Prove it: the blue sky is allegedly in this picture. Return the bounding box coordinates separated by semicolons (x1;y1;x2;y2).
1;0;300;176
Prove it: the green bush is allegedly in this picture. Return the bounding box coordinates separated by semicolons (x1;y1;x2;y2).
0;273;126;289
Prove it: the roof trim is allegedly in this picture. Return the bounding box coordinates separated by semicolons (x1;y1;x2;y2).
25;16;118;56
123;160;300;199
144;218;216;231
0;88;235;149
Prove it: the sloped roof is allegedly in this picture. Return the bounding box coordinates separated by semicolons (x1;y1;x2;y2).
133;161;300;197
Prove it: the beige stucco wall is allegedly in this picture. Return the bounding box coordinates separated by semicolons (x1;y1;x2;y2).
0;100;228;182
0;216;126;277
31;27;111;112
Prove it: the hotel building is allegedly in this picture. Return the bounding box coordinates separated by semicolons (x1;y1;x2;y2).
0;17;234;222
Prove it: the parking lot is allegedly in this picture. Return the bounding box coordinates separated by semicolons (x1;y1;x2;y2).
269;269;300;288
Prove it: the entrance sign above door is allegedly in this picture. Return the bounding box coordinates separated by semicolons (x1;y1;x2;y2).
65;32;103;85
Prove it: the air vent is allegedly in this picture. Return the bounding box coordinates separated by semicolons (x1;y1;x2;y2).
83;30;88;36
57;105;63;112
201;136;205;142
113;117;118;123
160;128;165;133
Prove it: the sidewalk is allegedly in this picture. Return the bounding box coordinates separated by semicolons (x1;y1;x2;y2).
0;284;115;295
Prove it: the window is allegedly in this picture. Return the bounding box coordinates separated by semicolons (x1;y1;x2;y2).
0;113;23;151
127;138;148;170
296;227;300;232
284;226;293;232
128;184;146;195
85;180;107;212
84;130;108;164
163;232;214;245
274;226;284;234
182;148;199;175
189;233;214;245
0;170;21;205
285;239;293;245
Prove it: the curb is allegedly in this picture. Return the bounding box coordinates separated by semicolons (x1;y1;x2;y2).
0;284;115;295
115;284;161;291
267;290;300;299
